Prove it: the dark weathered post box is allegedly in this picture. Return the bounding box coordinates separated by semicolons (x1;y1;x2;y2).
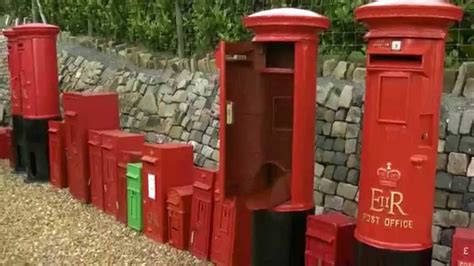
452;228;474;266
141;143;194;243
13;23;61;182
3;28;27;172
214;8;328;266
117;150;142;224
167;185;193;250
48;120;67;188
354;1;463;265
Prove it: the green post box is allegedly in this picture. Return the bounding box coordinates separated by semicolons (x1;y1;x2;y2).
127;163;143;231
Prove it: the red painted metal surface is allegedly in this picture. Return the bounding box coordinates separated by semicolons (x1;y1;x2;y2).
6;127;14;169
48;121;67;188
63;92;119;203
101;131;144;217
117;150;142;224
141;143;194;243
3;29;22;115
0;127;10;159
355;1;463;251
89;130;105;209
305;213;356;266
452;228;474;266
189;167;216;259
210;196;251;266
167;185;193;250
14;24;60;119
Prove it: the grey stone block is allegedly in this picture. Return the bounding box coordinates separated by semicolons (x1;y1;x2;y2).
318;178;337;194
336;183;358;200
447;153;469;175
449;210;470;227
332;122;347;138
433;209;450;227
342;200;358;217
323;138;334;150
346;107;362;123
317;81;335;104
434;190;449;208
460;109;474;134
338;85;353;108
352;67;366;84
438;140;446;153
347;169;359;185
334;166;349;182
322;122;332;136
444;135;460;152
460;136;474;155
436;172;453;189
345;139;357;154
431;260;446;266
326;93;340;111
314;163;325;178
453;62;468;96
180;131;190;141
463;193;474;212
333;139;345;152
315;148;324;163
452;176;469;192
432;226;442;243
470;179;474;192
440;228;454;247
335;109;346;121
347;154;359;169
467;159;474;177
346;124;360;139
316;135;326;148
324;195;344;211
464;77;474;98
333;152;348;166
189;130;203;142
322;151;335;163
323;165;335;180
447;112;462;135
323;59;337;77
314;191;324;206
333;61;348;80
432;244;451;263
169;126;183;139
323;109;335;122
316;120;324;135
437;154;448;171
447;193;463;209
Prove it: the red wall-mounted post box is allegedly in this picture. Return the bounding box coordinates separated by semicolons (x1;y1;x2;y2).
167;185;193;250
452;228;474;266
189;167;216;260
117;150;142;224
305;213;356;266
63;92;119;203
142;143;194;243
89;130;105;209
101;131;144;217
354;1;463;264
48;121;67;188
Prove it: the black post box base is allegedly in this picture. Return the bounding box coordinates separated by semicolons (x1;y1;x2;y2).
355;240;432;266
12;115;27;173
251;209;312;266
24;118;56;182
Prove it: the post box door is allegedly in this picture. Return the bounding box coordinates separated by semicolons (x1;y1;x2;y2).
168;209;181;246
18;39;36;117
118;151;141;223
48;127;60;185
89;138;103;209
142;154;161;242
190;195;213;258
103;147;118;215
64;106;84;198
7;42;21;114
211;199;235;265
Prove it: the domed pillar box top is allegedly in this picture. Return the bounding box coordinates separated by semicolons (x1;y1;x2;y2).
13;23;59;38
243;8;330;42
355;0;463;39
3;28;17;40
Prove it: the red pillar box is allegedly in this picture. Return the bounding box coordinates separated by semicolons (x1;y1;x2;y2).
48;121;67;188
3;29;26;173
101;131;144;217
142;143;194;243
167;185;193;250
189;167;216;260
0;127;10;159
63;92;120;203
452;228;474;266
14;24;61;182
354;1;463;264
305;213;356;266
117;150;142;224
89;130;105;210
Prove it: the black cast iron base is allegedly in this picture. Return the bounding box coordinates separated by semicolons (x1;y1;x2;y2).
24;118;56;182
12;115;27;173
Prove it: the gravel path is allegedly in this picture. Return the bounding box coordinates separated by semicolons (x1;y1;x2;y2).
0;160;208;265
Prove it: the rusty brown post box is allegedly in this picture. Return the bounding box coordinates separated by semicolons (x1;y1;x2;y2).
354;1;463;265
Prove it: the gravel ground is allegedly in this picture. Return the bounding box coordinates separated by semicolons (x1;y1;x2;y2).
0;160;209;265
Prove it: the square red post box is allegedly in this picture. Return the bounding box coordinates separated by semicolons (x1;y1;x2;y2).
452;228;474;266
189;167;216;260
63;92;119;203
48;121;67;188
167;185;193;250
142;143;194;243
117;150;142;224
305;213;356;266
101;131;144;217
88;130;106;210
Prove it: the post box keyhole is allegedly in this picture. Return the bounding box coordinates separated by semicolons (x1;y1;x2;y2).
421;133;428;141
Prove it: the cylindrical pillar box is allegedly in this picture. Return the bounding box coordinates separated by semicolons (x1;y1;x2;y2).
14;23;60;182
354;1;463;265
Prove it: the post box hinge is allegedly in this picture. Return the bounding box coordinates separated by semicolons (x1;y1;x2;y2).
226;101;234;125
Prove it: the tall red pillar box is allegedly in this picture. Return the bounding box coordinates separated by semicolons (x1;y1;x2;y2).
142;143;194;243
189;167;216;260
305;213;356;266
14;24;61;182
117;150;142;224
354;1;463;265
63;92;119;203
48;121;67;188
89;130;106;210
167;185;193;250
101;131;144;217
3;28;27;173
452;228;474;266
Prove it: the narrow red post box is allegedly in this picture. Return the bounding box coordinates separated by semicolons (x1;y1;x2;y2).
354;1;463;265
14;24;61;182
3;28;27;173
189;167;216;260
63;92;120;203
48;121;67;188
142;143;194;243
117;150;142;224
215;8;329;265
167;185;193;250
101;131;144;217
305;213;356;266
452;228;474;266
89;130;105;209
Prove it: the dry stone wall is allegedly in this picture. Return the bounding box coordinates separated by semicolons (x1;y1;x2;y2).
0;35;9;125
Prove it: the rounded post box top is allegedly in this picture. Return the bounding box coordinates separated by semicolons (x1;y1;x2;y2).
244;8;329;41
356;0;463;22
13;23;60;36
2;28;16;38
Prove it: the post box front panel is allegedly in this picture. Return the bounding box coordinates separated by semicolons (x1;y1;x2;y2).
103;147;118;216
167;188;192;251
168;209;184;249
452;229;474;266
118;151;141;224
7;40;22;115
211;198;236;265
48;121;67;188
18;39;37;117
127;163;143;231
89;131;103;210
356;38;440;250
142;147;163;242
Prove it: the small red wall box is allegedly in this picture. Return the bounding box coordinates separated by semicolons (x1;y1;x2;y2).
167;185;193;250
117;150;142;224
305;212;356;266
142;143;194;243
189;167;216;260
452;228;474;266
48;121;67;188
0;127;11;159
